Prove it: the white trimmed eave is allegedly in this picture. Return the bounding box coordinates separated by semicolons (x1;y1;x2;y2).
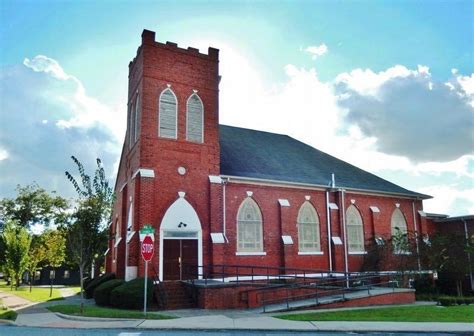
219;174;431;200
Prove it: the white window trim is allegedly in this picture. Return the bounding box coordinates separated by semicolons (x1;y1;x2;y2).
129;101;135;148
134;94;140;143
114;237;122;248
236;197;264;253
393;251;412;256
297;201;321;253
186;92;204;143
348;251;367;255
235;251;267;256
298;251;324;255
126;231;136;243
158;88;178;139
346;205;365;253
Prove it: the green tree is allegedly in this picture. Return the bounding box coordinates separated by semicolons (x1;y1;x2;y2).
42;229;66;297
25;234;48;292
0;184;69;229
2;221;31;289
65;156;114;312
424;233;471;296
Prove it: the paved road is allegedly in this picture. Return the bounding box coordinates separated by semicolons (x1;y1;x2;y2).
0;326;462;336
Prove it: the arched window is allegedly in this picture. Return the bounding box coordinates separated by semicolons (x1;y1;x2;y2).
346;205;364;252
159;88;177;138
134;95;140;142
237;197;263;252
129;100;135;147
297;202;320;252
186;93;203;142
391;208;408;253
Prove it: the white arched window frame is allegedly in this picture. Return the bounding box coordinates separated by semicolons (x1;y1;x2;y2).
129;100;135;148
126;202;135;242
236;197;264;254
346;205;365;253
134;95;140;143
113;221;122;262
159;88;178;139
186;93;204;143
297;202;321;253
391;208;409;254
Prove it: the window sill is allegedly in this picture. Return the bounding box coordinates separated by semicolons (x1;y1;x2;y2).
348;251;367;255
393;251;412;255
298;251;324;255
236;252;267;256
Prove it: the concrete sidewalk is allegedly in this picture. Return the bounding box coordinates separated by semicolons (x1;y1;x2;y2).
6;306;474;333
1;290;473;333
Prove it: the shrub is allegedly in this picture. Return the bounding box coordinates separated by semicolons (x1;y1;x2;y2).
110;277;153;309
94;279;125;306
438;296;457;306
416;293;438;302
463;297;474;305
84;273;115;299
83;277;92;289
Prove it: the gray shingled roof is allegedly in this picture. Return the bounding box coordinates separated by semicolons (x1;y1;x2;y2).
219;125;430;199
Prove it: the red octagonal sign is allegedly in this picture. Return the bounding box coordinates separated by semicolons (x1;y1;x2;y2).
141;235;154;262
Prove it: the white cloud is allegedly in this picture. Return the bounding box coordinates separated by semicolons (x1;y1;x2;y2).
304;44;328;60
0;56;123;199
420;185;474;216
24;55;69;80
335;65;474;162
0;148;8;161
23;55;126;140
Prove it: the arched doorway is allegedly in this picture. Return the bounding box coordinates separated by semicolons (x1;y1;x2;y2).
159;193;202;281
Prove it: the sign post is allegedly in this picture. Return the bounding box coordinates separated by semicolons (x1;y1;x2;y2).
140;225;155;317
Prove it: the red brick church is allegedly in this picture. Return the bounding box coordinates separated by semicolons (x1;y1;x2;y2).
105;30;443;308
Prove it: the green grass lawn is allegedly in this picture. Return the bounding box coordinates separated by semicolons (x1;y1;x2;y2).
47;304;176;320
275;305;474;323
0;309;18;321
66;286;82;295
0;281;64;302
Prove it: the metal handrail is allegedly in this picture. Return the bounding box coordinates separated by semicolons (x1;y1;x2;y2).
181;263;406;311
151;264;167;309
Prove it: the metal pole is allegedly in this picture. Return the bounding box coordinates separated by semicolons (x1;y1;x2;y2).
144;260;148;317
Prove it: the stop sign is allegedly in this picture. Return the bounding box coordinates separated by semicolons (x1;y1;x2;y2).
141;235;154;261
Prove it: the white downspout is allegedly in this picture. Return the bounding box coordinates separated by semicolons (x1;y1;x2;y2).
326;191;333;273
222;178;229;242
341;189;349;287
412;201;421;271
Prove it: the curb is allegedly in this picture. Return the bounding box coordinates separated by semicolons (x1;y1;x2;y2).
55;312;143;322
0;319;16;326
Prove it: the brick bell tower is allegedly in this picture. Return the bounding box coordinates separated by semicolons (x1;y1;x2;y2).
114;29;220;281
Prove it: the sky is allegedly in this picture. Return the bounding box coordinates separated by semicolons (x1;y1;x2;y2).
0;0;473;216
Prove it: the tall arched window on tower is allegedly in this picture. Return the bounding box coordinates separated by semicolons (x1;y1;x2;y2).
391;208;408;253
186;93;203;142
237;197;263;253
297;202;321;252
346;205;365;253
129;100;136;147
134;95;140;143
159;88;177;138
